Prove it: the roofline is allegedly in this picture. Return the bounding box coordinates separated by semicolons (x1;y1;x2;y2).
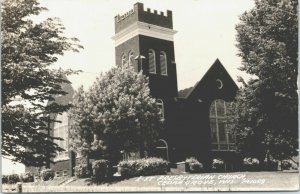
185;58;238;99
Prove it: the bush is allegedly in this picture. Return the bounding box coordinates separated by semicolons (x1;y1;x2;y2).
281;160;292;170
118;157;168;178
20;172;34;182
92;160;109;182
243;157;259;165
243;157;260;171
74;164;91;178
212;158;224;172
40;169;55;181
263;159;278;171
2;175;8;184
185;157;203;173
6;174;20;184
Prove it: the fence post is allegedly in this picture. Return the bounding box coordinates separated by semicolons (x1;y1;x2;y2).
16;182;22;193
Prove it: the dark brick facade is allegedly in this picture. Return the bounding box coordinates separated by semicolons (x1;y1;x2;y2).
170;59;239;170
115;3;179;152
114;3;239;170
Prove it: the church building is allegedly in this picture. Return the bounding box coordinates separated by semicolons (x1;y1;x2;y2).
26;2;239;177
112;2;239;170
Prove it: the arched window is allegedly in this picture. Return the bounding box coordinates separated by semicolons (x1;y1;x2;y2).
157;99;164;119
160;51;167;75
209;99;234;150
53;112;69;161
121;54;127;69
128;51;134;66
148;49;156;73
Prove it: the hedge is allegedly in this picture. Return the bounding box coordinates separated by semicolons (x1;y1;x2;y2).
20;172;34;182
118;157;168;178
185;157;203;173
212;158;225;172
2;174;20;184
40;169;55;181
74;164;91;178
92;160;109;182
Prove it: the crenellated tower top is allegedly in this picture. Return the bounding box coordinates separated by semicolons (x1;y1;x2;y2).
114;2;173;33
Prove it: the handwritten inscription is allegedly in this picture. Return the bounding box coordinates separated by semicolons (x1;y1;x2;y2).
135;174;266;186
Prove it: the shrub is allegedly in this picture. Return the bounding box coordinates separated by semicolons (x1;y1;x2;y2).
281;160;292;170
40;169;55;181
2;175;8;184
212;158;224;172
263;159;278;171
243;158;260;171
243;157;259;165
185;157;203;173
74;164;91;178
6;174;20;184
118;157;168;178
92;160;109;182
20;172;34;182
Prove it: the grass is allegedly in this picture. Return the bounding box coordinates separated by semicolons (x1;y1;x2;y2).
3;170;299;192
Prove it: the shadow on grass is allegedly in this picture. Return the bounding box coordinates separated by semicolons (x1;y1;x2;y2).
84;175;127;186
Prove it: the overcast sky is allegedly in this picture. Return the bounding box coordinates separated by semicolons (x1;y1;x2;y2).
2;0;254;174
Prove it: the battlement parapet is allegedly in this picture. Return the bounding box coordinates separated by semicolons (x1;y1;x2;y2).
115;2;173;33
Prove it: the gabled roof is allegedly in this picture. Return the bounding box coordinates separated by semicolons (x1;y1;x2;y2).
178;59;238;100
178;86;193;98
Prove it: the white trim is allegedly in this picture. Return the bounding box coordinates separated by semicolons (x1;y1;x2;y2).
160;51;168;76
121;54;127;69
53;156;70;162
128;50;134;66
148;49;156;74
112;21;177;46
216;79;223;89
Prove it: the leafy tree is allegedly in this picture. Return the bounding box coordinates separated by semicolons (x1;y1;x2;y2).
1;0;83;166
230;0;298;162
68;65;163;167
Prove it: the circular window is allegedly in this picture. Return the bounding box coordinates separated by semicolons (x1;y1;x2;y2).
216;79;223;89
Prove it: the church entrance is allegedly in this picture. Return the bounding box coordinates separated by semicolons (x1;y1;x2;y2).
153;139;169;161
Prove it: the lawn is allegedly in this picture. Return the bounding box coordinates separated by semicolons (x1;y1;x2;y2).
3;170;299;192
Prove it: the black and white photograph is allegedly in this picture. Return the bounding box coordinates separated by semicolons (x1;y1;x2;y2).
1;0;299;192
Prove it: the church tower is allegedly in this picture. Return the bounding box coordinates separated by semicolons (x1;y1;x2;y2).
112;2;179;141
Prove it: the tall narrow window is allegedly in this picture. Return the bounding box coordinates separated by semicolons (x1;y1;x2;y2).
157;99;164;119
148;49;156;73
128;51;134;66
160;51;167;75
121;54;127;69
53;112;69;161
209;99;234;150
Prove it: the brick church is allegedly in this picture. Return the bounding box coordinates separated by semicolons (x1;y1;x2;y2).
27;2;239;177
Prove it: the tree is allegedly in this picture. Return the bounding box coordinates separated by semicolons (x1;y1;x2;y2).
68;65;163;166
231;0;298;162
1;0;83;166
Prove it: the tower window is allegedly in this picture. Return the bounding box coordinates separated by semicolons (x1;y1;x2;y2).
160;51;167;75
128;51;134;66
148;49;156;74
121;54;127;69
157;99;164;119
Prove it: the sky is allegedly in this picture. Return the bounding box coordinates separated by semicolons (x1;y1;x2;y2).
2;0;255;174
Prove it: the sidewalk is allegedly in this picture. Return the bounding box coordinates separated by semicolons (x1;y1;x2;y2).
10;171;297;192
